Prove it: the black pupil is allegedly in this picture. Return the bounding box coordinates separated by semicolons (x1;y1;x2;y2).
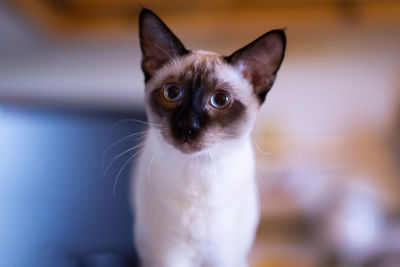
214;92;228;106
166;86;180;100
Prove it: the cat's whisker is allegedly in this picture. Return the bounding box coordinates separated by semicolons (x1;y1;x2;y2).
113;146;145;196
146;152;157;185
214;132;244;138
250;139;273;156
207;148;217;175
139;39;174;61
214;132;273;156
102;134;147;170
253;178;262;210
139;39;182;71
214;143;226;155
102;131;148;170
103;142;145;180
169;40;178;58
112;118;165;128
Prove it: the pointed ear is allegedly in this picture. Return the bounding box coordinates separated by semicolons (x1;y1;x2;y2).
139;8;188;82
226;30;286;103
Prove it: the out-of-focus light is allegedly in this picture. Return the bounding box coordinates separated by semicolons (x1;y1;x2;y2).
342;193;383;250
325;179;385;261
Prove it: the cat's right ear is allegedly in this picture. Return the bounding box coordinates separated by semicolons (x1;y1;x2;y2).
139;8;188;82
226;30;286;104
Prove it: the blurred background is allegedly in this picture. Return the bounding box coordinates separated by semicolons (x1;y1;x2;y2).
0;0;400;266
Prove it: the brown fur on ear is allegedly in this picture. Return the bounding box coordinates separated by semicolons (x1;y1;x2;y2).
139;8;189;82
226;30;286;103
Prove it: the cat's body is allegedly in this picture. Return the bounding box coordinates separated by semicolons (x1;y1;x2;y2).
131;8;285;267
133;129;258;267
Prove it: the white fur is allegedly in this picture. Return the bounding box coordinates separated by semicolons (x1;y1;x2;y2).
132;129;259;267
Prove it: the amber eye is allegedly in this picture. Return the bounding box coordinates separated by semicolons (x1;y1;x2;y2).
210;91;231;109
162;83;182;102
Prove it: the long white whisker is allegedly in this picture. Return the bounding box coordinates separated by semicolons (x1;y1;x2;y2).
102;131;148;169
140;39;174;62
207;148;216;175
251;140;273;156
214;143;225;154
103;142;145;179
112;118;165;128
146;153;157;185
214;132;272;156
140;39;182;71
169;40;178;58
215;132;244;138
253;176;262;212
113;147;145;196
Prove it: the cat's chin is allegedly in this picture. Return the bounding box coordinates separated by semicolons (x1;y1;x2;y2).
165;139;207;155
159;132;207;155
175;142;206;155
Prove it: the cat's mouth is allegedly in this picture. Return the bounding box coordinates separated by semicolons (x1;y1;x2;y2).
172;134;205;154
178;141;204;154
168;125;206;154
160;130;205;154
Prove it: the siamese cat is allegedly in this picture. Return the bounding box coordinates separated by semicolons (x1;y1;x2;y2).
132;8;286;267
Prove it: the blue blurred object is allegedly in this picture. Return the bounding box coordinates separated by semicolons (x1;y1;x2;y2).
0;104;145;267
79;252;133;267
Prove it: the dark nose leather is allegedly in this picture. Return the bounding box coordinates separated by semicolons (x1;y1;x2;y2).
177;119;200;138
173;104;202;142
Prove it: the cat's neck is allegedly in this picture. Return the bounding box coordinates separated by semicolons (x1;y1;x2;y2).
141;127;255;198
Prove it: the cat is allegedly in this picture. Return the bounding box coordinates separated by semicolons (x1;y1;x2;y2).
131;8;286;267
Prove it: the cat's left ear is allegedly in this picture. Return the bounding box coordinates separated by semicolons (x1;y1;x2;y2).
226;30;286;103
139;8;188;82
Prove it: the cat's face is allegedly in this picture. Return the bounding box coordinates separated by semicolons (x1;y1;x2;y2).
139;8;286;154
145;51;259;154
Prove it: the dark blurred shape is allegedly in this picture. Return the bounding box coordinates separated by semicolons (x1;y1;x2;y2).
335;0;361;24
0;103;144;267
79;252;136;267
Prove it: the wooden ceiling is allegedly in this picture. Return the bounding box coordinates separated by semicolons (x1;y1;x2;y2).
7;0;399;35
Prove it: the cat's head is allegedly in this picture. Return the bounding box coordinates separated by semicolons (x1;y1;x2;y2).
139;8;286;154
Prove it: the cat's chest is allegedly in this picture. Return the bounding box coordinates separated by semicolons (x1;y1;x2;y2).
144;156;218;242
134;136;257;253
149;147;252;217
151;147;250;198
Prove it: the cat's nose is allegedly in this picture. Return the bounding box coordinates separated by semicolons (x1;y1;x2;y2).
177;120;200;137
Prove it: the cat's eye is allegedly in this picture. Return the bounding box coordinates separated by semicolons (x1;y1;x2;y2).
162;83;182;102
210;91;231;109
